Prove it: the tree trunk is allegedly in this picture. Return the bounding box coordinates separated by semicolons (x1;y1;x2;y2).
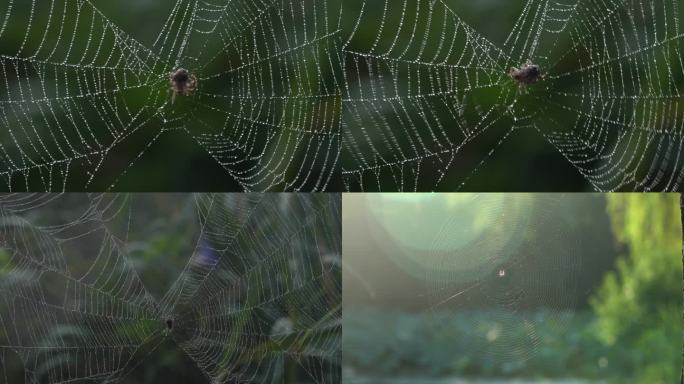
681;193;683;384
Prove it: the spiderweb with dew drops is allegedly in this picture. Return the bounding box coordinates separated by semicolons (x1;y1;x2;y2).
0;193;341;384
425;194;582;365
0;0;343;191
341;0;684;191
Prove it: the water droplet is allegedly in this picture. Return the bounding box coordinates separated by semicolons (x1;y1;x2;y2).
598;357;608;368
486;326;500;342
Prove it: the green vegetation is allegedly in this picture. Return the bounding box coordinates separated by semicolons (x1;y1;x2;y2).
345;308;622;381
590;194;682;384
346;285;681;383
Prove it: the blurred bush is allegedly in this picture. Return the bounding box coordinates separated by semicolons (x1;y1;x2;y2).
344;308;622;381
590;194;682;384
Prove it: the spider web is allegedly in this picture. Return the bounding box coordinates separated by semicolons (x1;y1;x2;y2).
0;0;343;191
0;193;342;383
341;194;631;382
341;0;684;191
425;194;582;364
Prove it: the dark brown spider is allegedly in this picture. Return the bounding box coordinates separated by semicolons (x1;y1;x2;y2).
163;317;174;335
169;68;197;103
166;318;174;331
509;61;542;93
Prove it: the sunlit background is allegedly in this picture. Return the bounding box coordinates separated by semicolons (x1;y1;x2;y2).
343;193;682;383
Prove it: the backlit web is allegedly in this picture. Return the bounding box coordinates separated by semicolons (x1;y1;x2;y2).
0;0;343;191
425;194;582;364
342;0;684;191
0;193;341;383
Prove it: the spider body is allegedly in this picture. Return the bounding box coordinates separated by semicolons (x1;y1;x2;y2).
164;318;174;335
509;61;542;92
169;68;197;103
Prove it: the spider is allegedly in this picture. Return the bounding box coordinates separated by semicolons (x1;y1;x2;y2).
509;60;542;93
164;317;174;335
169;68;197;103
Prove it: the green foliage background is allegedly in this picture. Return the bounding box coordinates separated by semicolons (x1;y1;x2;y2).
591;194;682;383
